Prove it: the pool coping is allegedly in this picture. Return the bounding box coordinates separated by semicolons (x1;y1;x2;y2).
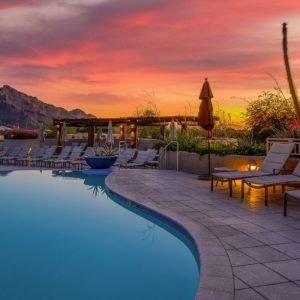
105;171;234;300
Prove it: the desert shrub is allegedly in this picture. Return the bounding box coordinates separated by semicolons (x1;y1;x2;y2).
243;90;297;141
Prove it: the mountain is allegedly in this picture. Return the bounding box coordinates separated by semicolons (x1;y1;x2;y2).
0;85;95;128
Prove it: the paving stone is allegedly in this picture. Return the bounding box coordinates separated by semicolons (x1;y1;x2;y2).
250;232;291;245
214;216;247;225
202;210;233;218
221;234;264;249
233;264;288;287
240;245;290;263
272;243;300;259
221;241;234;250
196;288;233;300
234;277;248;290
295;281;300;287
201;263;232;278
209;225;241;238
255;282;300;300
277;230;300;242
234;288;265;300
230;222;267;234
265;260;300;281
227;249;257;266
199;275;234;293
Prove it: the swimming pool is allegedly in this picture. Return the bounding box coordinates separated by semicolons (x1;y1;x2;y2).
0;170;199;300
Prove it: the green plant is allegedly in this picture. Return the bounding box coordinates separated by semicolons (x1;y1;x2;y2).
243;90;297;141
155;128;266;156
95;143;115;156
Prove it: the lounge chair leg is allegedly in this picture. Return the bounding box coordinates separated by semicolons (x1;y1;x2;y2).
273;185;276;193
211;175;214;192
284;193;288;216
229;180;233;197
282;185;285;193
265;187;268;206
241;180;245;199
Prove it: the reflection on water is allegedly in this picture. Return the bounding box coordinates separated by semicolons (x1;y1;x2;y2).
138;222;156;244
52;170;107;197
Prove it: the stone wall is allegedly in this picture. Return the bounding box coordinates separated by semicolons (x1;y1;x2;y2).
159;151;300;175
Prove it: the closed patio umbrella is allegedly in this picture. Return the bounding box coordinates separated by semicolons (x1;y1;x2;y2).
107;120;113;144
96;127;102;146
38;124;45;147
169;119;177;140
198;78;214;177
61;121;68;145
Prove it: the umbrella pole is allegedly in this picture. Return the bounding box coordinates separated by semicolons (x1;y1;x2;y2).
207;130;211;176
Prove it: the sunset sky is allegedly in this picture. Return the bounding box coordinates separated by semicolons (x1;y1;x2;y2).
0;0;300;123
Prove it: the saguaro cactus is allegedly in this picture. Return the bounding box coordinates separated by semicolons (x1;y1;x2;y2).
282;23;300;119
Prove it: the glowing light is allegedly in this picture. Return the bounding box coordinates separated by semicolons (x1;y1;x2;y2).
247;159;257;171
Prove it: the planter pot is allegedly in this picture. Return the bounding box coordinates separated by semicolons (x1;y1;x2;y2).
85;156;118;169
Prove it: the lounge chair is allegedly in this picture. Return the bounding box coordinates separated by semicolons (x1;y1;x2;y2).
16;147;45;166
0;146;10;161
284;190;300;216
211;143;294;197
0;146;21;165
114;148;137;167
7;146;31;165
242;161;300;206
31;145;57;167
124;149;158;168
62;146;84;168
45;146;72;168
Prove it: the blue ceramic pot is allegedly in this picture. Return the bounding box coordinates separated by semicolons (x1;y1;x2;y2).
85;156;118;169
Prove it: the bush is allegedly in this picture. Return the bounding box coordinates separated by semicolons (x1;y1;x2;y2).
155;129;266;156
243;90;297;141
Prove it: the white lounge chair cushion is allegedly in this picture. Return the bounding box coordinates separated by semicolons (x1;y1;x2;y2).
244;174;300;186
285;190;300;200
214;170;269;180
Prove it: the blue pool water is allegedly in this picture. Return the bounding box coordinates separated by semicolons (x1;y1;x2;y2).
0;170;199;300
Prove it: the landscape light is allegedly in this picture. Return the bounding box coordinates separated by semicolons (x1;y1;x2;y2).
247;159;257;171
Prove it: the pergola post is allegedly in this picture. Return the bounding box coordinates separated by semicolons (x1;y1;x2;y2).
56;123;62;148
88;123;95;147
130;123;137;148
120;125;125;142
160;125;165;140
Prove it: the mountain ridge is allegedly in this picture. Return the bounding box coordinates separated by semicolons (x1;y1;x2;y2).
0;85;95;128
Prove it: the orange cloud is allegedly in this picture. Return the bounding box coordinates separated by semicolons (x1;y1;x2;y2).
0;0;300;123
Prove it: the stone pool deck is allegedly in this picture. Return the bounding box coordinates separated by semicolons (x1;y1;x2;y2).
106;169;300;300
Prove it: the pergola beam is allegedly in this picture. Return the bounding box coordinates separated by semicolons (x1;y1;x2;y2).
53;116;198;147
53;116;198;127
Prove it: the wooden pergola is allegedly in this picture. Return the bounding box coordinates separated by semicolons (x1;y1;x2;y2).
53;116;198;148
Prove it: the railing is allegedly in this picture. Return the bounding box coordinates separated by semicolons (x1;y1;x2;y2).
160;141;179;171
267;138;300;156
118;141;127;171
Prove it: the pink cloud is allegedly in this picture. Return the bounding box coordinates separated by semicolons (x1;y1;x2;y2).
0;0;300;118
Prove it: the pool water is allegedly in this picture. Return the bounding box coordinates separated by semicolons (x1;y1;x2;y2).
0;170;199;300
